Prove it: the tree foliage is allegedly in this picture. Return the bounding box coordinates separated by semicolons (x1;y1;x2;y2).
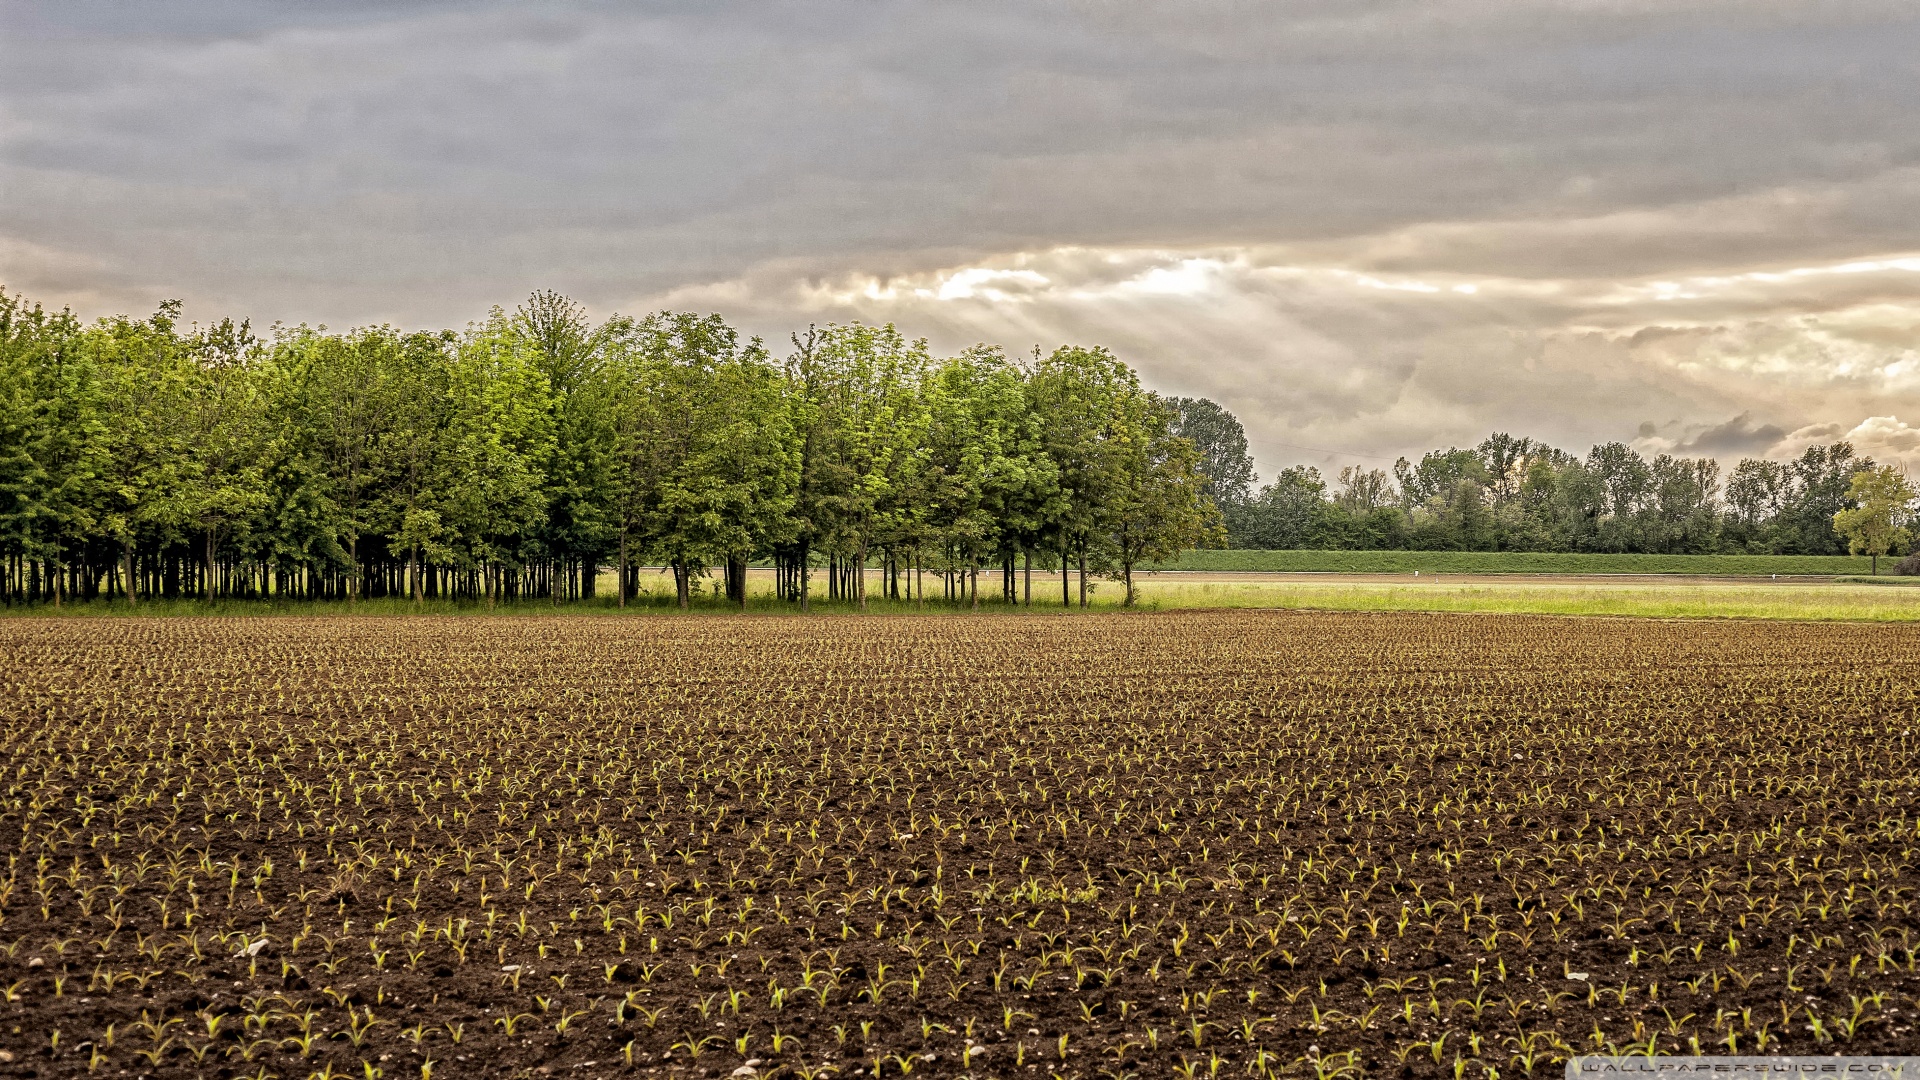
0;289;1214;606
5;283;1879;604
1832;465;1916;573
1220;430;1881;557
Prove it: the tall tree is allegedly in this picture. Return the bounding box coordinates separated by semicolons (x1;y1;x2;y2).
439;310;555;605
0;291;99;604
786;323;929;609
1099;393;1221;604
921;346;1029;608
629;312;795;608
1029;345;1136;607
1235;467;1331;550
1781;443;1872;555
518;292;621;599
90;302;195;602
1832;465;1915;574
1166;396;1255;504
179;317;269;598
377;330;455;603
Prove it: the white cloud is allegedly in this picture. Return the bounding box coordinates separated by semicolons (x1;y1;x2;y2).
657;241;1920;478
931;267;1050;302
1771;416;1920;472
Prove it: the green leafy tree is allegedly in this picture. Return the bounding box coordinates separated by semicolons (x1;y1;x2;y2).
786;323;929;609
89;302;197;602
519;291;622;600
1234;467;1332;550
313;328;402;600
374;331;455;603
1166;396;1255;505
0;291;100;604
921;346;1029;608
1098;393;1222;605
1783;443;1872;555
439;310;556;605
1029;345;1137;607
1832;465;1915;574
627;312;796;608
178;317;270;598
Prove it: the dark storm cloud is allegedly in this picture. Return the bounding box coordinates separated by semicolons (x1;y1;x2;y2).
1671;413;1790;456
4;0;1920;467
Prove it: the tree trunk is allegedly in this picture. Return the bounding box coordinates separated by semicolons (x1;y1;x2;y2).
800;544;811;612
1124;558;1135;607
349;535;358;603
1078;545;1087;608
857;540;868;611
970;560;979;610
1062;537;1070;607
124;541;136;606
1023;550;1031;606
618;528;628;609
206;530;216;600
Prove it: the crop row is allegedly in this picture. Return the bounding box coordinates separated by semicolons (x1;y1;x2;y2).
0;611;1916;1078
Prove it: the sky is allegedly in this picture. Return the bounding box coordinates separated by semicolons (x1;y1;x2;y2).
5;1;1920;482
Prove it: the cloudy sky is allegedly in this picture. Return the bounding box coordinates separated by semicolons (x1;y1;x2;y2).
5;1;1920;480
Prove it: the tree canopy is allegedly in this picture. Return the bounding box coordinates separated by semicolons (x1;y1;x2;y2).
1;285;1895;611
1832;465;1915;574
0;288;1215;607
1187;405;1891;557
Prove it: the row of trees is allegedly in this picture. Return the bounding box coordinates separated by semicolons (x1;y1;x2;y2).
1174;403;1889;556
5;283;1893;610
0;289;1219;607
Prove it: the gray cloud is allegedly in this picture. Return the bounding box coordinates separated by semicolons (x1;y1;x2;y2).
4;0;1920;473
1666;413;1790;457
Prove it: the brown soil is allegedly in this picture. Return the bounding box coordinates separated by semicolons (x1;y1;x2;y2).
0;611;1916;1079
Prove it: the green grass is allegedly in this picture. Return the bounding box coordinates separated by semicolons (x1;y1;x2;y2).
11;563;1918;622
1125;577;1920;621
1147;549;1878;575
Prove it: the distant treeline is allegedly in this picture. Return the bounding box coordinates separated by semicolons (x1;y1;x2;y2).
1170;400;1874;556
0;289;1218;608
1149;550;1874;576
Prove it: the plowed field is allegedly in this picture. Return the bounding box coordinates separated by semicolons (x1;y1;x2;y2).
1;611;1917;1079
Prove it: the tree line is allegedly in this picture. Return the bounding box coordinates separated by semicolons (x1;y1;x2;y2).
1172;399;1886;557
4;284;1894;612
0;289;1219;608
